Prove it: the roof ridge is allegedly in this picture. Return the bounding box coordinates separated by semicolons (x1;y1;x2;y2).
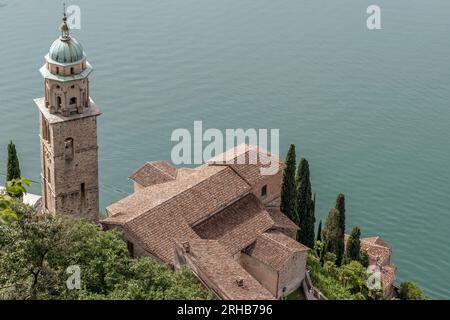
149;160;177;179
125;166;249;225
223;164;253;186
261;231;297;252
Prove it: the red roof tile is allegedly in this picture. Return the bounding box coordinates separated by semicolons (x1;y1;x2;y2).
266;206;299;231
193;194;275;254
245;231;309;271
129;160;177;187
176;239;275;300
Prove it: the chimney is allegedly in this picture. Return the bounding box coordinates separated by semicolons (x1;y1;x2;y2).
182;241;190;253
236;278;244;287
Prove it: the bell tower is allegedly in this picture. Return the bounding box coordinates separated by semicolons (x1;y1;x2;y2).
34;12;101;222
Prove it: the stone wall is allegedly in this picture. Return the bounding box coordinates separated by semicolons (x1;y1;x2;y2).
238;253;279;297
40;113;99;222
250;170;283;205
277;251;307;297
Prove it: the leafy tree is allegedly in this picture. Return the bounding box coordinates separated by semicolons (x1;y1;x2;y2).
307;247;382;300
0;202;214;300
337;261;367;294
307;253;356;300
334;193;346;265
344;227;361;263
6;142;21;183
296;158;315;248
399;281;427;300
280;144;298;224
359;249;369;268
0;178;30;223
314;240;325;263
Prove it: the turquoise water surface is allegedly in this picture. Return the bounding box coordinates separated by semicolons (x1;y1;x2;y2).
0;0;449;298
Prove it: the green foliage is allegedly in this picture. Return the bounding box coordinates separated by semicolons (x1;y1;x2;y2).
344;226;361;263
359;249;369;268
280;144;298;224
5;177;31;199
6;141;21;184
307;253;358;300
322;208;341;258
307;245;382;300
296;158;315;248
316;220;322;243
0;178;30;223
334;193;346;265
0;202;214;300
399;281;427;300
337;261;367;294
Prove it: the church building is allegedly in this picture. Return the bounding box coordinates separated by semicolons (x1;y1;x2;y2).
102;144;311;300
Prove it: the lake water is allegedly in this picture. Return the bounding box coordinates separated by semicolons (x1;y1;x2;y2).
0;0;449;298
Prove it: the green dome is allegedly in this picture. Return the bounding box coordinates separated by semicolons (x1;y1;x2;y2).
48;36;85;64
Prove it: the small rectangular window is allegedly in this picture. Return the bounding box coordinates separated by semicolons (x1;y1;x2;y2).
80;183;86;207
261;185;267;198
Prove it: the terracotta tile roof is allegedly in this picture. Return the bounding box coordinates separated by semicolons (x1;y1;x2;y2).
266;206;299;231
360;237;392;266
362;236;390;249
177;239;275;300
344;234;392;266
102;144;296;272
245;231;309;271
165;166;251;225
129;160;177;187
208;144;284;184
103;165;235;224
193;194;275;254
104;166;250;263
344;234;396;294
124;211;199;265
380;264;396;292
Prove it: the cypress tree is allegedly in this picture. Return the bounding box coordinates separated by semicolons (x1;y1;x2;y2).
344;226;361;262
316;220;322;243
315;219;323;258
322;208;340;258
296;158;315;248
359;249;369;268
280;144;298;224
335;193;346;233
335;193;346;265
6;141;21;183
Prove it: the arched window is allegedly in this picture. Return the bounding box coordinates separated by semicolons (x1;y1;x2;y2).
69;97;77;105
57;96;62;109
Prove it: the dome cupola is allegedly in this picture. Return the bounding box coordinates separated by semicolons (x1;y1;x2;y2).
47;12;86;65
